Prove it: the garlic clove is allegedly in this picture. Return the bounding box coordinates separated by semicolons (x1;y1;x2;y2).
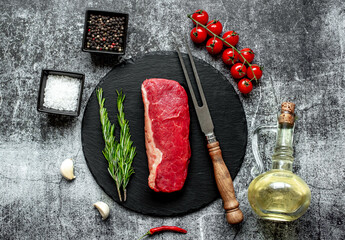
60;158;76;180
93;201;110;220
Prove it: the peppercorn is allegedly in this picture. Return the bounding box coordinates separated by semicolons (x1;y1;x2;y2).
85;13;126;53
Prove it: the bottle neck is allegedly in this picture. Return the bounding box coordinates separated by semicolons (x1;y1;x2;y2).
271;123;294;171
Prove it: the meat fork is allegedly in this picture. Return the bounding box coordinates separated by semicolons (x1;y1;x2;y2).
176;44;243;224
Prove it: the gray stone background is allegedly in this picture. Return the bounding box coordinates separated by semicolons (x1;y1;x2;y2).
1;0;345;239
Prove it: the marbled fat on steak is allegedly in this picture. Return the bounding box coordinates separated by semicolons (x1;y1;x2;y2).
141;78;191;192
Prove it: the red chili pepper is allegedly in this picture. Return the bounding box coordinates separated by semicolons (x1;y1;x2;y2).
138;226;187;239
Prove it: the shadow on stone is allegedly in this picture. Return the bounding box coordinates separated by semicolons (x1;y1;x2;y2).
46;113;77;127
90;53;124;68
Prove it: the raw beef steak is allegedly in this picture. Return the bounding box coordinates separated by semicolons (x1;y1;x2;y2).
141;78;191;192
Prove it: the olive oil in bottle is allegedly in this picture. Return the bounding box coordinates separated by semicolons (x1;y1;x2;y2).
248;102;311;221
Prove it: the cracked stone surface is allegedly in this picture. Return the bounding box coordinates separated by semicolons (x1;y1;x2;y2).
1;0;345;239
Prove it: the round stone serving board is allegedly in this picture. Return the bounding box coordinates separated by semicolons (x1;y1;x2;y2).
81;51;247;216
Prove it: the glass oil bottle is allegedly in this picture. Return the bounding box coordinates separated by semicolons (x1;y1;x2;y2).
248;102;311;221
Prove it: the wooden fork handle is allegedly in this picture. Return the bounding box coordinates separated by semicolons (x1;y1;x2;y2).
207;141;244;224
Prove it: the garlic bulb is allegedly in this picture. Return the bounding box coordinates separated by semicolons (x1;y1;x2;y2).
60;158;76;180
93;201;110;220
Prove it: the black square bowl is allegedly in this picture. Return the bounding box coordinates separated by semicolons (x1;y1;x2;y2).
37;69;85;117
82;9;129;55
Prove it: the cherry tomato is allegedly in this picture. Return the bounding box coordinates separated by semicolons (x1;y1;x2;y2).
222;31;239;47
206;38;223;55
239;48;255;64
206;20;223;36
238;78;253;94
230;63;247;79
190;27;207;44
247;64;263;81
192;9;209;25
222;48;239;65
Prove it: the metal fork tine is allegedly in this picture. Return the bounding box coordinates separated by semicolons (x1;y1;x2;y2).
176;46;200;109
185;42;207;107
176;43;214;135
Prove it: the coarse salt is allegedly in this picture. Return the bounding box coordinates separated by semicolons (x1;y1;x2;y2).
43;75;80;111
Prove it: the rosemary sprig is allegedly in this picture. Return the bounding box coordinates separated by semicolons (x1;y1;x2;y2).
96;88;136;202
96;88;122;201
116;90;136;201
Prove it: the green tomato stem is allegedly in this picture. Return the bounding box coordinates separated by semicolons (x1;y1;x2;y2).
188;14;257;82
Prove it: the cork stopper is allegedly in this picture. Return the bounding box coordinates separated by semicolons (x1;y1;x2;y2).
278;102;295;125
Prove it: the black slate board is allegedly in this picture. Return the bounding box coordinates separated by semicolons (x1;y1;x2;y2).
81;51;247;216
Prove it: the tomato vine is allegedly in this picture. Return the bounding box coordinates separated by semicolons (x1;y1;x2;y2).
188;12;263;94
188;14;258;82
